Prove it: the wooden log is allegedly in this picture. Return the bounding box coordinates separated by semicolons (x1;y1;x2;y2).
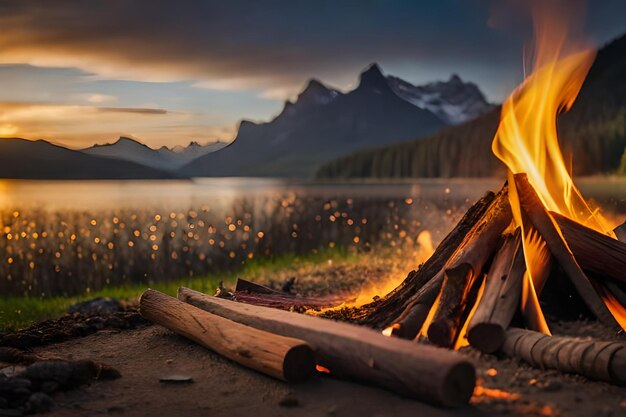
233;278;352;311
236;278;288;295
389;271;443;339
233;292;348;311
604;280;626;309
139;289;314;383
501;328;626;385
467;230;525;353
513;173;619;329
424;188;513;346
178;287;476;407
359;190;498;329
552;212;626;283
388;187;512;340
427;264;473;348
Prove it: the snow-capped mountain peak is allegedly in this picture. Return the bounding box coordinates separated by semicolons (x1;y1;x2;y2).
387;73;495;125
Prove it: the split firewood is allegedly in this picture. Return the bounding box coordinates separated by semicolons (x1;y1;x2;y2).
360;190;498;330
502;328;626;385
235;278;291;295
551;212;626;283
467;230;525;353
419;187;513;345
387;271;443;339
513;173;619;329
139;289;314;383
178;287;476;407
232;278;351;311
426;264;477;348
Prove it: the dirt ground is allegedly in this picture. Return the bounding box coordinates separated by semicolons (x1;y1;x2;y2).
3;258;626;417
23;323;625;417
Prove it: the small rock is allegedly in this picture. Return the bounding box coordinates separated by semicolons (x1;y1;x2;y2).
39;380;60;394
159;375;193;384
165;359;173;364
278;393;299;408
26;392;54;414
0;366;26;378
70;323;93;337
85;316;106;330
19;359;120;390
104;316;125;329
68;298;121;316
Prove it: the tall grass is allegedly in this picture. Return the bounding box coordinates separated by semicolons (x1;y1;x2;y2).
0;192;466;297
0;247;360;330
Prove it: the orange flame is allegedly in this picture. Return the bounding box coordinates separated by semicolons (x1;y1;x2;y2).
492;2;612;235
491;1;621;332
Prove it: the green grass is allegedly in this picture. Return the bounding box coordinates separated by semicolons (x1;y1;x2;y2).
0;248;359;331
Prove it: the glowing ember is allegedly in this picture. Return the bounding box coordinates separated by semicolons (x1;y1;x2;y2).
382;323;400;337
315;364;331;374
472;385;520;402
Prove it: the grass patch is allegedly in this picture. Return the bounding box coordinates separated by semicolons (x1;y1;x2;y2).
0;248;359;331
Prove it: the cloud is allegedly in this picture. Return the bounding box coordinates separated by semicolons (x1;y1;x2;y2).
87;93;117;104
96;107;168;115
0;0;534;96
0;101;214;147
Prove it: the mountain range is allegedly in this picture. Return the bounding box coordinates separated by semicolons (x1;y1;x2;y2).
81;138;226;171
317;33;626;179
180;64;494;177
0;138;174;179
0;63;494;179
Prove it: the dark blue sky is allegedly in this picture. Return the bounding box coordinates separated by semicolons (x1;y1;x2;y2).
0;0;624;147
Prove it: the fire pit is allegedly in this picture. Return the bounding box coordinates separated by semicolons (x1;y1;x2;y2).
139;1;626;410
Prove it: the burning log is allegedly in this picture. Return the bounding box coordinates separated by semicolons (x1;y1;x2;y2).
426;265;479;348
467;230;526;353
502;328;626;385
551;212;626;284
513;173;619;329
178;287;476;407
361;190;498;332
390;186;512;341
139;289;315;383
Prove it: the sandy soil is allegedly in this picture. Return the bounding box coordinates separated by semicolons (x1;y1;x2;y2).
18;322;622;417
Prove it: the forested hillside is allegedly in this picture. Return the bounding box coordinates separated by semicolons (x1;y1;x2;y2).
317;34;626;179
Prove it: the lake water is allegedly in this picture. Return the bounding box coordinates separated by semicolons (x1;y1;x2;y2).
1;176;625;211
0;177;624;296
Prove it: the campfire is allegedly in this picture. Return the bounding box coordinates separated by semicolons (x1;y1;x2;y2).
138;3;626;409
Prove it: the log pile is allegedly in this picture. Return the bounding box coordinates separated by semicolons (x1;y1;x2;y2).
139;176;626;408
203;178;626;384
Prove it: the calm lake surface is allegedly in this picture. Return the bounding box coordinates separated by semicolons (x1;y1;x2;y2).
1;177;625;211
0;177;624;296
